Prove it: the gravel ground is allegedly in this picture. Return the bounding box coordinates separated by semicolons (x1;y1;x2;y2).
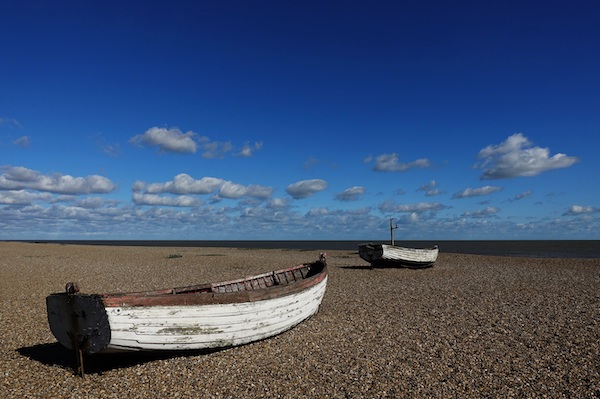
1;242;598;398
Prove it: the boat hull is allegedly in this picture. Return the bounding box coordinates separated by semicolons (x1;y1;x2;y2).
47;258;327;354
358;243;438;268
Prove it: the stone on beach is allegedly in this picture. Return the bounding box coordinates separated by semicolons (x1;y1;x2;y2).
0;242;598;398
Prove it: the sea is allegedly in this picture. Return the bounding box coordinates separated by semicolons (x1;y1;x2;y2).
19;240;600;259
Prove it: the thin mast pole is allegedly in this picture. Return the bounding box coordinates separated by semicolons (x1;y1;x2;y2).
389;218;397;245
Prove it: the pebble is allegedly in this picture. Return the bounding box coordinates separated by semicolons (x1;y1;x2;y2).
0;242;598;398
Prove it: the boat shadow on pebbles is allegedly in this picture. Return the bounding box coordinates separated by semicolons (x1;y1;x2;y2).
18;343;227;375
337;264;376;270
338;264;435;270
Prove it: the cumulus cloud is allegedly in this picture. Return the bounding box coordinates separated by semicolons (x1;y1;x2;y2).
219;182;273;199
267;198;289;209
198;136;233;159
143;174;225;195
133;192;202;207
475;133;579;179
368;153;431;172
453;185;503;199
0;190;53;205
462;207;499;218
13;136;31;148
285;179;328;199
75;197;107;209
130;127;197;153
306;207;329;217
237;141;263;157
335;186;366;201
514;190;533;201
129;126;262;159
417;180;445;197
133;174;273;205
0;166;116;194
563;205;598;216
378;201;446;213
407;213;422;223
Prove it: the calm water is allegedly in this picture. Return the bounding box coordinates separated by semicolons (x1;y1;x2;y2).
21;240;600;259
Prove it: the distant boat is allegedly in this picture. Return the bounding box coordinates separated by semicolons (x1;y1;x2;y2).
358;218;439;268
358;243;439;268
46;253;328;375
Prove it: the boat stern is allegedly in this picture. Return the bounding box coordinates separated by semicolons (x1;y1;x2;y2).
358;243;383;264
46;284;111;355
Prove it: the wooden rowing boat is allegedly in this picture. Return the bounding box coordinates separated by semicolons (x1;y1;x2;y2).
358;218;438;268
358;243;439;268
46;253;327;374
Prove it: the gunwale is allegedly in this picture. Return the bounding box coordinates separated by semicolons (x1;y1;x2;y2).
100;261;327;307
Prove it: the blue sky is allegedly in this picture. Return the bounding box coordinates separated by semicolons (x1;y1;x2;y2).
1;0;599;241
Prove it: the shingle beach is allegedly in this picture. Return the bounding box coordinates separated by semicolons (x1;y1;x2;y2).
1;242;598;398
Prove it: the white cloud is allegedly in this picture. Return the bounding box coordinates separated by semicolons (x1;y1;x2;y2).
453;185;503;199
135;174;273;204
2;166;39;182
476;133;580;179
417;180;445;197
406;212;419;223
132;180;147;192
267;198;289;209
514;190;533;200
129;126;261;159
1;194;597;240
217;182;248;199
129;127;197;153
371;153;431;172
379;201;446;213
133;192;202;207
462;207;499;218
236;141;263;157
145;174;225;195
563;205;598;216
306;207;329;217
286;179;328;199
219;181;273;199
75;197;107;209
0;166;116;194
13;136;31;148
394;212;420;224
208;195;223;204
335;186;366;201
198;136;233;159
418;180;436;191
0;190;53;205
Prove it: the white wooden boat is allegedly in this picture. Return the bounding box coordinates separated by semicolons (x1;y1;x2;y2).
46;254;327;374
358;243;439;268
